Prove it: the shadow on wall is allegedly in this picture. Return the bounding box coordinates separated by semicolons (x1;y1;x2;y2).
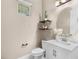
56;7;72;34
36;23;53;48
36;23;42;48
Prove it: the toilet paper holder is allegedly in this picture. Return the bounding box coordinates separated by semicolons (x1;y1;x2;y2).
22;43;28;46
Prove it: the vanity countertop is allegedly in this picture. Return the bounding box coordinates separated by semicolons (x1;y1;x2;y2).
42;40;78;51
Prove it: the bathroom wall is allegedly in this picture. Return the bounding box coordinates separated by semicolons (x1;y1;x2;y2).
1;0;42;59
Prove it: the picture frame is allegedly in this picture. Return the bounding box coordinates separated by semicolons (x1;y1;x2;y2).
17;0;32;16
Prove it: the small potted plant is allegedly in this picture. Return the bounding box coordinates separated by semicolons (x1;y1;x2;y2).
38;11;52;30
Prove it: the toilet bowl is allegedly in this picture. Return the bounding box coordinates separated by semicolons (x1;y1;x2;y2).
32;48;44;59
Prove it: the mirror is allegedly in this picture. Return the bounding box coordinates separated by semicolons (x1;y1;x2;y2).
56;7;71;34
42;0;78;37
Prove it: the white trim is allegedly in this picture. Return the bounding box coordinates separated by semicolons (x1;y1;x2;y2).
18;0;32;6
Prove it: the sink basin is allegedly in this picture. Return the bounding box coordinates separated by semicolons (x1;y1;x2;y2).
56;36;74;45
56;33;74;45
56;39;71;45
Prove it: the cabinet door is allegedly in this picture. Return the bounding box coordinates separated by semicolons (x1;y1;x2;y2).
42;42;54;59
42;41;78;59
46;43;70;59
52;45;71;59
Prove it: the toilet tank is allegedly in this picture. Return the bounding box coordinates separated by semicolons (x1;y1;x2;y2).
42;40;78;59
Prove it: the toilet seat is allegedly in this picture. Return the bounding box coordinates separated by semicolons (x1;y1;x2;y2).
32;48;44;56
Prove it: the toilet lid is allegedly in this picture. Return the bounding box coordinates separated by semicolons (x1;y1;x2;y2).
32;48;44;56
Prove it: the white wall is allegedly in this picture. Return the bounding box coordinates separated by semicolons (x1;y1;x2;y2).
1;0;42;59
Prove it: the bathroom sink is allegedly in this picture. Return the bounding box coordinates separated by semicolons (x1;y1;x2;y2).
56;39;71;45
56;33;74;45
56;35;78;46
56;37;78;46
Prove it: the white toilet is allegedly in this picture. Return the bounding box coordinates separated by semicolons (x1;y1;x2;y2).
32;48;45;59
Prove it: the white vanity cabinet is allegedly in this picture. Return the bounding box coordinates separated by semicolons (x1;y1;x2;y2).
42;40;78;59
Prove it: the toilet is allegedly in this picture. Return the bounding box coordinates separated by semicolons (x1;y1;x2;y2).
32;48;45;59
